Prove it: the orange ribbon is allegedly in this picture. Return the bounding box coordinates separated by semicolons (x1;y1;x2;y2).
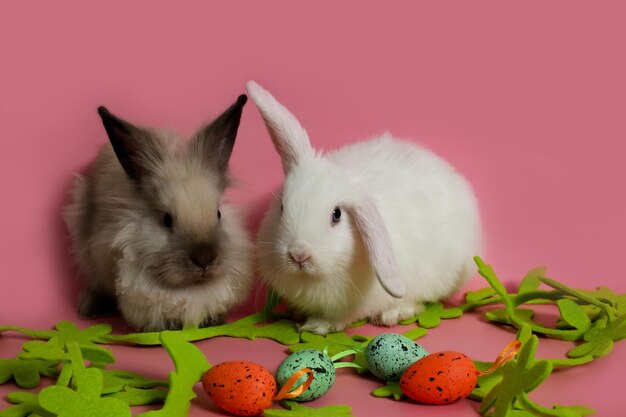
476;340;522;376
273;368;315;401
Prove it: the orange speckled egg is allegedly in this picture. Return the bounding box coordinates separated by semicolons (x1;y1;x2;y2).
202;361;276;416
400;352;477;405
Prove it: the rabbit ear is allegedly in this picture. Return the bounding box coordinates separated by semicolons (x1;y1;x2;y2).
347;199;406;298
97;107;162;182
191;94;247;186
246;81;313;174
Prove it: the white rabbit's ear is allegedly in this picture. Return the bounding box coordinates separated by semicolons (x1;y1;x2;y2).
348;199;406;298
247;81;313;174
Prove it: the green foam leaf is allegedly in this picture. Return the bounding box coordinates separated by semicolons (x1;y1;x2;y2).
79;346;115;364
289;332;371;357
398;302;462;328
264;400;354;417
16;322;114;364
479;335;553;417
568;314;626;359
401;326;428;340
56;322;115;363
55;322;113;344
464;287;498;305
136;331;210;417
0;358;58;389
556;304;602;330
39;368;130;417
469;361;503;401
372;381;403;401
20;340;68;363
1;391;54;417
557;299;591;332
517;268;545;294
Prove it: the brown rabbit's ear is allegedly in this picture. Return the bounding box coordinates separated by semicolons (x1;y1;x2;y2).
191;94;247;184
97;107;163;182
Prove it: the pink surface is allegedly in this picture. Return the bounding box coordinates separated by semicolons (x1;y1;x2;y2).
1;1;625;416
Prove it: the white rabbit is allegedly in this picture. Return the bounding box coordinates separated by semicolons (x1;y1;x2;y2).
248;81;482;335
64;95;253;331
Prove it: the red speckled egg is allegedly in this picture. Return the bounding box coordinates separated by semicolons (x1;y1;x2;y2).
202;361;276;416
400;352;478;405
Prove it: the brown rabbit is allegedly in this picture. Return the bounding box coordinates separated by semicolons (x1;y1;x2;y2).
64;95;253;331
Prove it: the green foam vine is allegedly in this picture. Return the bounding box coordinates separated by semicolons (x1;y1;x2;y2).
1;257;625;417
371;381;403;400
102;312;301;346
264;401;353;417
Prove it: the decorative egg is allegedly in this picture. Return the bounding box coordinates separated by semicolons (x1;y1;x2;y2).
202;361;276;416
365;333;429;381
400;351;478;404
276;349;335;401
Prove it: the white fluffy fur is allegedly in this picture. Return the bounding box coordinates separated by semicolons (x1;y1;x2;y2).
249;81;482;335
64;126;253;331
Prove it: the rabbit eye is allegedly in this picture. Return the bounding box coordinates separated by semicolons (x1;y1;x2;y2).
163;213;173;229
217;209;222;220
332;207;342;225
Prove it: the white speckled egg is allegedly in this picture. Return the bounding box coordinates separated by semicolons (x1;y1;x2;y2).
365;333;428;381
276;349;335;401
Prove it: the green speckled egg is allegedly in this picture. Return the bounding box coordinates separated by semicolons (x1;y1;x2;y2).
276;349;335;401
365;333;428;381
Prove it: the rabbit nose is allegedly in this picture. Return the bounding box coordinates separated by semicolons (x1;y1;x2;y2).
190;245;217;269
289;248;311;264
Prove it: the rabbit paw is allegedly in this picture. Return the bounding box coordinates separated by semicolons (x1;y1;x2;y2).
298;317;345;335
372;303;425;327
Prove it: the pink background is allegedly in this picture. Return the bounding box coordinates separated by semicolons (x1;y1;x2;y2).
1;1;625;416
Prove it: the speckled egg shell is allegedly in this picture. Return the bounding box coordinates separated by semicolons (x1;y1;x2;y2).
400;351;478;405
276;349;335;402
365;333;429;381
202;361;276;416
